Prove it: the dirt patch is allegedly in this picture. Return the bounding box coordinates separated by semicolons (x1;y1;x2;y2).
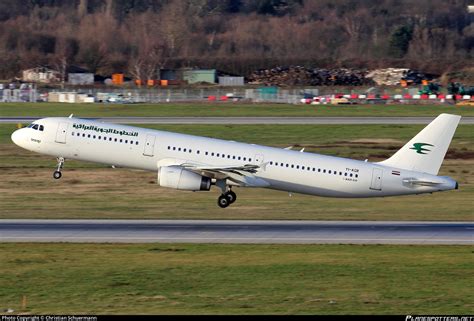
292;142;400;150
446;150;474;160
369;150;474;161
349;139;403;144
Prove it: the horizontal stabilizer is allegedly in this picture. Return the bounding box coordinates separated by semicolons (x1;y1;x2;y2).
402;178;443;187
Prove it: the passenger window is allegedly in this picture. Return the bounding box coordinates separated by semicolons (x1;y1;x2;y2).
109;137;112;141
130;141;134;144
328;170;332;174
184;148;187;152
249;159;252;162
189;150;192;153
125;140;128;144
114;138;117;142
291;165;294;168
238;157;241;160
136;142;139;145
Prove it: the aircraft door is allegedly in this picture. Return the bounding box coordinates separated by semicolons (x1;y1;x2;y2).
143;134;156;157
370;168;383;191
55;122;69;144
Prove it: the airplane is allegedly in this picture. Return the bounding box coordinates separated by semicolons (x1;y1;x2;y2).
11;113;460;208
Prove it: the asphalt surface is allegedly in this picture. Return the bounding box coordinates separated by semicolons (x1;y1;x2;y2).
1;116;474;124
0;220;472;244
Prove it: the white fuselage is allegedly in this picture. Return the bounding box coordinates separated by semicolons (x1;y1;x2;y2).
11;117;458;198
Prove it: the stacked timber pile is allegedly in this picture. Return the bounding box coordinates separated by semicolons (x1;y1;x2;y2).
365;68;409;86
248;66;374;86
309;68;371;86
247;66;311;86
366;68;438;86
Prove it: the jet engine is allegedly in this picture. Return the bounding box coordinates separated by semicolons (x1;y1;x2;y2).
157;166;211;191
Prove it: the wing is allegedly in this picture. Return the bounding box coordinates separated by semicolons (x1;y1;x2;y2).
182;163;270;187
156;158;269;187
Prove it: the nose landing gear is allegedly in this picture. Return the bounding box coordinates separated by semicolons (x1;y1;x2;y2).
53;157;65;179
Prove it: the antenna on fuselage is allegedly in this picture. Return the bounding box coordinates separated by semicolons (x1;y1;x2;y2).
69;114;74;118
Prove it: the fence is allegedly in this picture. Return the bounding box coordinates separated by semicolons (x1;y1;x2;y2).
46;88;316;104
1;85;471;104
1;88;38;103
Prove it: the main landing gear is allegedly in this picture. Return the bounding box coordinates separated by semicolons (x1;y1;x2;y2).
53;157;65;179
217;190;237;208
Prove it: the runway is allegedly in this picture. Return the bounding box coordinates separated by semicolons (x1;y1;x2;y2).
1;116;474;125
0;220;472;244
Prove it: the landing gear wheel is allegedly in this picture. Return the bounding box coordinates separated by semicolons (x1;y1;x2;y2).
53;157;65;180
218;194;230;208
226;191;237;204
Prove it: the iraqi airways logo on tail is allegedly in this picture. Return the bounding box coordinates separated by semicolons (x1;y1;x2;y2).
410;143;434;154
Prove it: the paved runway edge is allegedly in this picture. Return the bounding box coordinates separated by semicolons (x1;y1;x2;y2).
1;220;472;245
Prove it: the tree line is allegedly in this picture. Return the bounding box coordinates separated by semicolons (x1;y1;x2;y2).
0;0;472;80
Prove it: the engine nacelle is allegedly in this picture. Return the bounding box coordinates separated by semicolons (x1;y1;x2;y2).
157;166;211;191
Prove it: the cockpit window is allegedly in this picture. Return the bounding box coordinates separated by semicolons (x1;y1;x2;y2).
27;124;34;128
32;124;39;130
39;125;44;131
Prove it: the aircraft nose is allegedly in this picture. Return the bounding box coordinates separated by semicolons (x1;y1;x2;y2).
11;129;25;147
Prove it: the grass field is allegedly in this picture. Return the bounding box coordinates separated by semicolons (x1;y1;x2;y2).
1;102;473;117
1;243;472;315
1;124;473;220
1;114;473;316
